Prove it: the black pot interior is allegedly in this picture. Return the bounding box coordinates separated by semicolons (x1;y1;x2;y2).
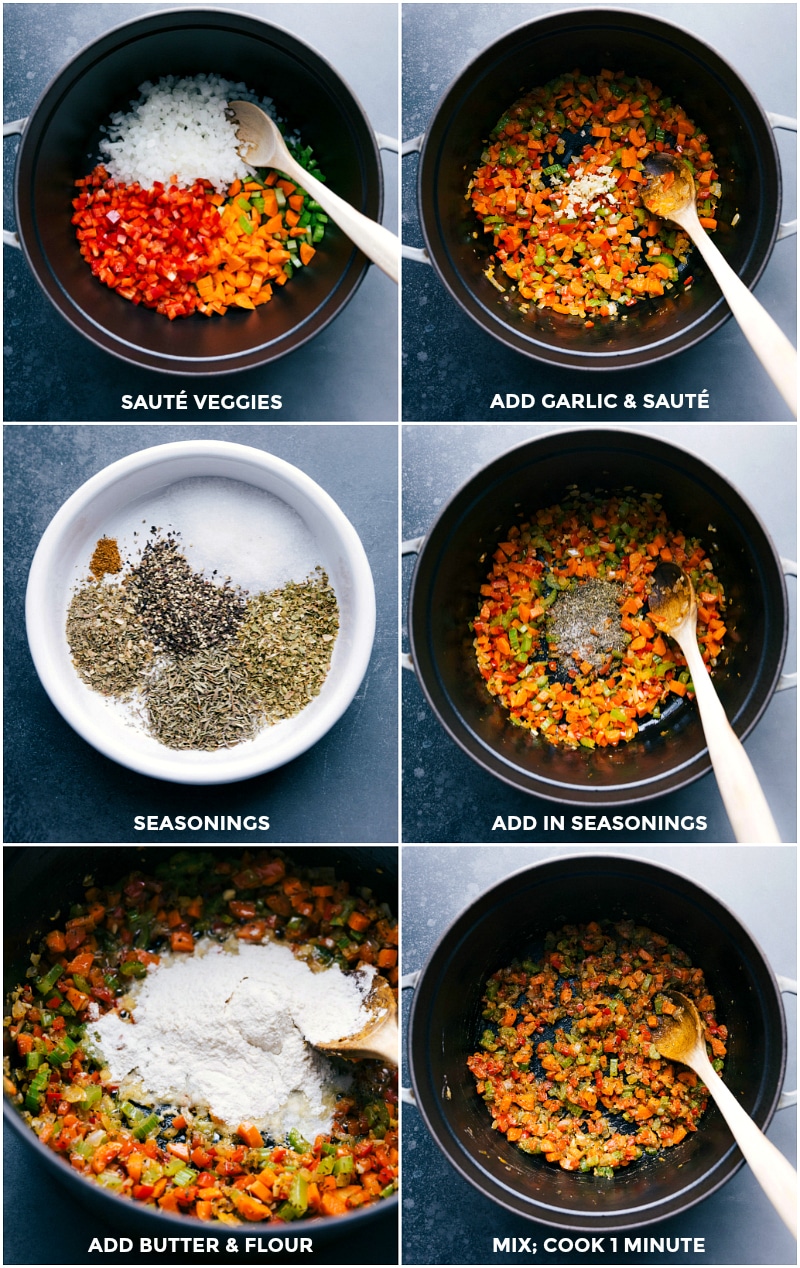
409;854;786;1230
409;430;787;805
17;10;381;374
419;8;780;369
3;845;397;1240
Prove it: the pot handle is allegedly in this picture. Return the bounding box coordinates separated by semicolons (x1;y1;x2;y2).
776;976;797;1109
401;134;431;264
776;559;797;691
768;113;798;240
400;971;420;1105
3;117;25;249
401;537;425;672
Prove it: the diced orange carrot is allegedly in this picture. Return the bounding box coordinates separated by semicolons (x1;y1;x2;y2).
237;1122;264;1148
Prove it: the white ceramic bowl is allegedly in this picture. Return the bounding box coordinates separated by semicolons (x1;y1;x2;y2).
26;441;376;784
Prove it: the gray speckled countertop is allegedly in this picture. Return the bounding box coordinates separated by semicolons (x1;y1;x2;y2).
4;424;398;842
401;2;796;422
402;423;797;843
3;3;398;421
401;844;797;1265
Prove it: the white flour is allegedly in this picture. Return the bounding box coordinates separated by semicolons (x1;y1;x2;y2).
87;940;376;1142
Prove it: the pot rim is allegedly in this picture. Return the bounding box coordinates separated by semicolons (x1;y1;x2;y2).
11;5;383;376
406;849;789;1231
407;426;789;805
415;4;782;371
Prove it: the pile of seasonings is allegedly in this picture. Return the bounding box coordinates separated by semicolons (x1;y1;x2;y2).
88;535;122;579
66;580;154;696
133;535;245;655
65;528;339;751
546;578;627;678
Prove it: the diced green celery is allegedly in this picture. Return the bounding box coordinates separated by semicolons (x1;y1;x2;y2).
36;963;64;996
133;1112;160;1141
172;1167;198;1187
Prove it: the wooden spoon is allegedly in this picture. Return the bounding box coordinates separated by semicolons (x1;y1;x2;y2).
227;101;399;283
313;973;398;1064
647;561;780;842
653;990;796;1238
641;154;796;417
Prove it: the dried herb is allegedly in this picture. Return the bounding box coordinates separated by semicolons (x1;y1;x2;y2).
131;535;245;656
238;569;339;722
145;646;265;750
66;581;154;696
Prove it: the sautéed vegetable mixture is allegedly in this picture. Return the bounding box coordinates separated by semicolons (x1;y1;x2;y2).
472;489;726;749
469;70;720;321
467;920;727;1175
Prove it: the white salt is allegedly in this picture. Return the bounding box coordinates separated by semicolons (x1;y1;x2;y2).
135;476;322;594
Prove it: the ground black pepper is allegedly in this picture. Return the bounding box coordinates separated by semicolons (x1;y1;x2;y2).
130;535;246;655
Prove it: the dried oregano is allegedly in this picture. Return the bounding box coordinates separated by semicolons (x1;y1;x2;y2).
66;581;153;697
237;569;339;722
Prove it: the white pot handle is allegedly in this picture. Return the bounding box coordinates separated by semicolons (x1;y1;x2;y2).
401;134;431;264
400;971;419;1105
768;113;798;239
3;116;26;249
401;537;425;672
776;559;797;691
776;976;797;1109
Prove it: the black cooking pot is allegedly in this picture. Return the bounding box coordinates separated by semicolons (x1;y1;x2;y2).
3;846;398;1246
7;8;385;375
412;7;786;370
407;428;791;806
406;853;794;1231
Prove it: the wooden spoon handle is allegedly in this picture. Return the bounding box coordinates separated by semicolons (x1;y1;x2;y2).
278;150;399;284
688;225;796;417
702;1062;797;1238
680;636;781;842
342;1012;399;1064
